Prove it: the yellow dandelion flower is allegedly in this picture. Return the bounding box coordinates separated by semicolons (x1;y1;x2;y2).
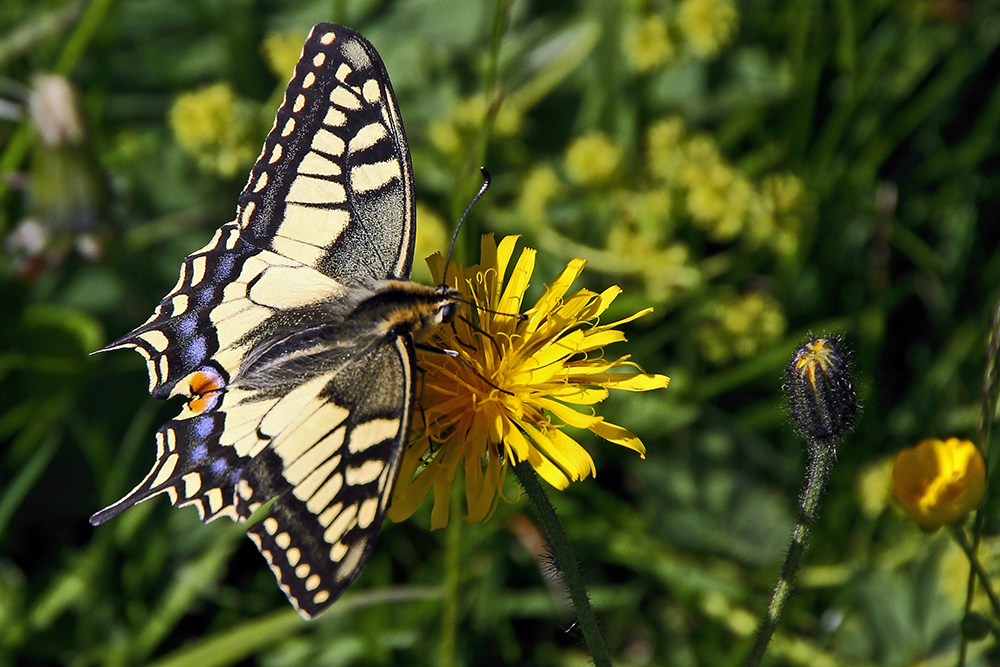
893;437;986;530
565;132;623;186
169;83;256;178
626;15;676;73
262;31;308;78
677;0;739;59
388;235;670;528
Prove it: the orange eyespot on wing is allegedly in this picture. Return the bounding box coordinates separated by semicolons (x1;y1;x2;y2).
185;367;227;415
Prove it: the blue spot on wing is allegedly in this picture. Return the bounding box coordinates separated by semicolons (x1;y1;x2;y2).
216;253;236;277
191;442;209;462
211;458;229;476
183;336;208;365
176;315;197;337
194;418;214;439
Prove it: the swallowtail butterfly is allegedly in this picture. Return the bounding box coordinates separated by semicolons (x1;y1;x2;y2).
91;24;459;619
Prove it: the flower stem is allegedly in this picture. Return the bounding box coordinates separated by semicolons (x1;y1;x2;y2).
952;526;1000;621
743;438;835;667
437;484;463;667
512;460;612;667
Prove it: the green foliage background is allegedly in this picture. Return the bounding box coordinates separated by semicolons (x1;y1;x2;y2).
1;0;1000;665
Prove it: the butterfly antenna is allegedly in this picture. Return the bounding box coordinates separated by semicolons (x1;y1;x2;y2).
442;167;491;287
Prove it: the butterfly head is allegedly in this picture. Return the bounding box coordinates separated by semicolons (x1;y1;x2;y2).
434;285;461;322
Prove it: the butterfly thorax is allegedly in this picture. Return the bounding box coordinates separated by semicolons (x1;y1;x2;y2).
234;281;458;393
361;281;460;341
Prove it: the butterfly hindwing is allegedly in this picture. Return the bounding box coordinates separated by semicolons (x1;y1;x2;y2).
237;23;415;283
241;335;413;618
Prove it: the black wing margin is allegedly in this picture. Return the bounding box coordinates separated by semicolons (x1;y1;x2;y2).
236;24;416;285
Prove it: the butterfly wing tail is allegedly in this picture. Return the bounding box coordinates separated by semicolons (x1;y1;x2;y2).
91;413;247;525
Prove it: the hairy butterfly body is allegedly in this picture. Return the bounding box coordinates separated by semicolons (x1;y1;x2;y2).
91;24;459;619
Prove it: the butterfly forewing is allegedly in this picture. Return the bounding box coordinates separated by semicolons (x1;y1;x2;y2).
237;24;415;283
93;24;435;618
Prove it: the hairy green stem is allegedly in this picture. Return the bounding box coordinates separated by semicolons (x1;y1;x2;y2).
512;460;612;667
743;439;835;667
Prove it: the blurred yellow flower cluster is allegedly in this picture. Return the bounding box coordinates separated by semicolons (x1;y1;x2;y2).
647;116;806;255
169;82;258;179
696;291;786;364
625;0;738;71
518;165;564;225
625;15;675;72
262;31;307;79
429;93;522;159
677;0;739;59
892;437;986;530
506;116;802;312
565;133;623;186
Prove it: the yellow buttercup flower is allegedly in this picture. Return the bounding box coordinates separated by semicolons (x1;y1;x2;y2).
388;235;670;528
892;438;986;530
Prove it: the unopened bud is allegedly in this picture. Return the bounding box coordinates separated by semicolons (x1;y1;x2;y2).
784;335;859;442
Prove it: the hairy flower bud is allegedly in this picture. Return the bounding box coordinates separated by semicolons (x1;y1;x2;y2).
784;335;859;442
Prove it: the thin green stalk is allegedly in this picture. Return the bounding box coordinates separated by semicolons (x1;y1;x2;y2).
743;439;835;667
437;482;463;667
952;527;1000;621
512;460;612;667
963;297;1000;665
